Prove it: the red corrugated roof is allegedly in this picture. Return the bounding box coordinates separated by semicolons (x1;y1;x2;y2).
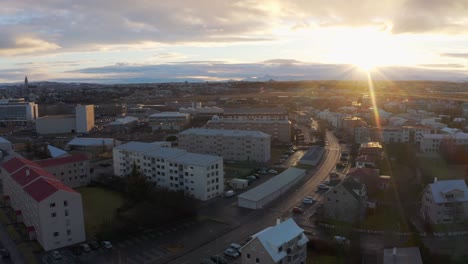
23;177;77;202
35;154;88;168
1;157;41;173
10;166;56;187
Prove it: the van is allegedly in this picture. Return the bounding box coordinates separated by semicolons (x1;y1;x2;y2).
225;190;235;198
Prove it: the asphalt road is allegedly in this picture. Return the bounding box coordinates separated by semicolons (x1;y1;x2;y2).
165;131;341;264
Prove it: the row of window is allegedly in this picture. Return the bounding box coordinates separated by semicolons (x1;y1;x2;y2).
49;201;68;208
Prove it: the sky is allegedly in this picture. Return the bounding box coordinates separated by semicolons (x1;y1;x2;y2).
1;0;468;83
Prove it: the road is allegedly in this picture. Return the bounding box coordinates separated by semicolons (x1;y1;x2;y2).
164;131;340;264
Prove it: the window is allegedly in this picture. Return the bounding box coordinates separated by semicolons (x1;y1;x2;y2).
65;210;69;217
67;229;71;235
50;203;56;208
51;212;56;217
256;258;260;263
53;232;59;237
247;254;250;259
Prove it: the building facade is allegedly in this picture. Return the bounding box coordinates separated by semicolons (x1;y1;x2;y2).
178;128;271;163
36;154;91;188
421;179;468;224
35;115;77;135
113;141;224;201
148;112;190;131
0;98;38;125
75;105;95;134
241;218;308;264
0;157;85;251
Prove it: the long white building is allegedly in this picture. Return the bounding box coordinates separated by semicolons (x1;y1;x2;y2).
148;112;190;131
1;157;86;251
0;98;38;125
178;128;271;163
113;141;224;201
420;132;468;153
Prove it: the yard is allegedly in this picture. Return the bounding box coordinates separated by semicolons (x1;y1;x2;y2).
76;187;126;239
224;162;257;179
417;153;466;184
361;206;408;231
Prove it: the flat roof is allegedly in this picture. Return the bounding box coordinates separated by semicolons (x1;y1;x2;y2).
238;168;305;202
208;119;291;124
144;147;186;159
109;116;138;125
67;138;115;146
224;108;287;115
115;141;169;152
299;146;324;164
179;128;270;138
37;115;75;119
172;152;222;166
149;112;189;118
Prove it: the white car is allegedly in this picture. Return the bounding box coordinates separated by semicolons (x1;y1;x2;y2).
268;169;278;174
51;250;62;260
101;241;113;249
302;198;315;204
224;248;240;258
318;184;330;190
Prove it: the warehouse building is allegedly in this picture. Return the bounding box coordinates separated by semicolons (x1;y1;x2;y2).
237;168;306;209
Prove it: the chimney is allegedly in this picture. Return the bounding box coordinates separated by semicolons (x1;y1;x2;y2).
26;169;30;176
276;218;281;225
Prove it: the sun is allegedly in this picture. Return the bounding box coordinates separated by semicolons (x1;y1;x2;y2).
324;26;417;70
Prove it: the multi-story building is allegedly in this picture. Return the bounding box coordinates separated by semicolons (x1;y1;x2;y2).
148;112;190;131
420;132;468;153
179;102;224;118
0;157;85;251
113;141;223;201
421;179;468;224
322;177;367;223
75;105;95;134
240;218;308;264
106;116;139;134
178;128;271;163
35;154;91;188
0;98;38;125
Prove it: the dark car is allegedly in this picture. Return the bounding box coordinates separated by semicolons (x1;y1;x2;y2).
70;246;82;256
88;241;99;250
0;248;10;258
210;255;228;264
292;207;304;214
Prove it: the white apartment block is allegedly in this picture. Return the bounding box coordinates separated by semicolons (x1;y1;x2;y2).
420;133;468;153
241;218;308;264
178;128;271;163
36;154;91;188
148;112;190;131
421;179;468;224
113;141;223;201
0;98;38;125
75;105;95;134
1;157;85;251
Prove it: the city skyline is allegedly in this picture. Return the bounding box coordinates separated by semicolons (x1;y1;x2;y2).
1;0;468;83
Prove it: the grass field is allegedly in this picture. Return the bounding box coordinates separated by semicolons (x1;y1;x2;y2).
361;206;408;231
417;154;465;184
76;187;126;239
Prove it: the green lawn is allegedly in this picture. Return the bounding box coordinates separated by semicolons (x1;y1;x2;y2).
417;154;464;183
361;206;408;231
76;187;125;239
224;163;256;179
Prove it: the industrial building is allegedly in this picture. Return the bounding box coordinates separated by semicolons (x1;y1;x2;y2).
106;116;139;134
298;146;324;166
0;98;38;125
237;168;305;209
148;112;190;131
178;128;271;162
113;141;224;201
35;105;95;135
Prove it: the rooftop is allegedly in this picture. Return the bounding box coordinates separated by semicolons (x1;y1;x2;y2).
429;179;468;203
109;116;139;125
37;115;75;119
223;108;287;115
179;128;270;138
149;112;189;118
67;137;115;146
238;168;305;202
114;141;168;152
171;152;222;166
360;142;382;149
208;119;291;124
383;247;423;264
0;137;11;144
35;154;88;168
47;145;68;158
340;177;366;201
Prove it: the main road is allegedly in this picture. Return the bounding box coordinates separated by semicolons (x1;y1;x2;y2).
164;131;341;264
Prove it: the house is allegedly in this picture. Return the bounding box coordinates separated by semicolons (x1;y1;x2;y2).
421;179;468;224
0;157;85;251
358;142;383;160
241;218;308;264
322;177;367;223
346;167;380;195
355;155;378;168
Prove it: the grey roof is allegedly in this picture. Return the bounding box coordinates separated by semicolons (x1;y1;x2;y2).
47;145;68;158
340;177;366;201
115;141;167;152
429;179;468;203
149;112;189;118
171;152;222;166
179;128;270;138
109;116;138;125
223;108;287;115
383;247;423;264
238;168;305;202
208;119;291;124
0;137;11;144
299;146;324;166
144;147;186;159
67;138;115;146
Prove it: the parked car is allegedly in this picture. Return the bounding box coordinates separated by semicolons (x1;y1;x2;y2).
230;243;242;252
302;197;315;204
210;255;228;264
51;250;62;260
334;236;350;244
80;243;91;253
101;241;113;249
225;190;236;198
70;246;82;256
267;169;278;174
292;207;304;214
317;184;330;190
257;170;267;175
89;241;100;250
224;248;240;258
323;180;330;185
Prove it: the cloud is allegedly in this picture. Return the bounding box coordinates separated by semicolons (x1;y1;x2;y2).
418;63;466;69
441;53;468;59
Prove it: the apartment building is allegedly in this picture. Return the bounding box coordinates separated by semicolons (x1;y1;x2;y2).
75;105;95;134
35;154;91;188
0;98;38;125
113;141;223;201
420;132;468;153
148;112;190;131
0;157;85;251
421;179;468;224
241;218;308;264
178;128;271;163
35;105;95;135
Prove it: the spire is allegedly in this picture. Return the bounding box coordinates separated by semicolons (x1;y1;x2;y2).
24;76;29;89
